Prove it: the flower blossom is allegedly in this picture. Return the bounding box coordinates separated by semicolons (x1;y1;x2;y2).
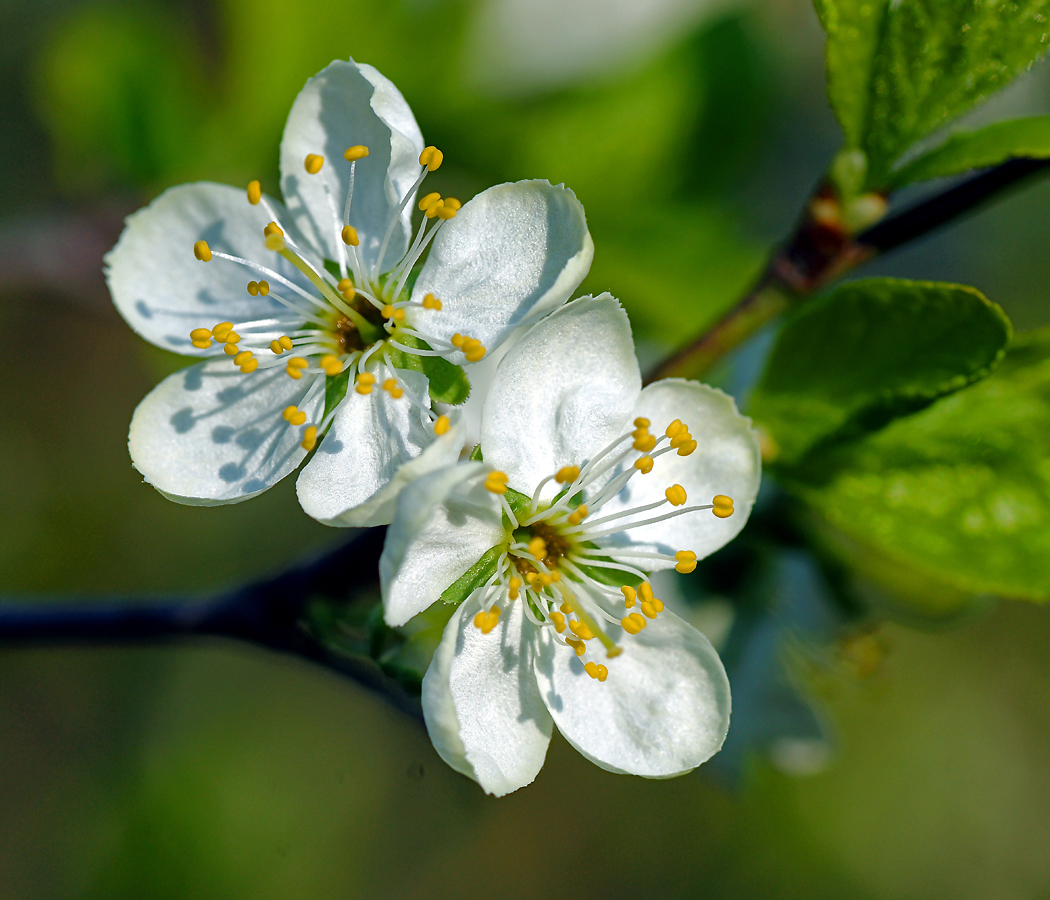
380;295;762;795
105;59;592;524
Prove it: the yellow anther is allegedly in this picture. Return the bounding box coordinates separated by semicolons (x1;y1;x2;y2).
567;504;589;526
634;455;654;474
356;371;376;395
633;432;656;452
287;357;309;372
484;477;508;495
596;664;609;681
478;606;501;634
337;278;352;293
247;281;260;296
653;598;665;613
240;358;259;373
621;615;641;635
258;281;270;296
528;536;547;558
555;465;580;484
263;221;284;238
418;145;443;171
640;601;659;619
341;225;359;246
525;572;538;585
425;199;445;219
450;333;465;347
270;340;283;355
191;339;213;349
247;180;262;205
665;419;687;439
434;415;450;436
669;432;693;449
569;619;594;641
418;192;442;212
550;610;566;632
621;585;636;608
278;336;293;351
537;572;552;587
606;646;623;659
676;439;697;457
233;349;254;366
639;582;654;603
634;417;650;429
344;145;369;161
629;612;647;630
304;153;324;174
286;366;303;380
321;355;344;376
560;601;572;614
473;611;486;630
464;344;486;363
382;377;403;398
508;577;522;600
193;240;212;262
675;550;698;574
381;304;396;319
550;571;561;582
265;233;286;252
665;484;687;507
190;327;212;341
566;637;586;656
282;406;297;421
224;332;240;344
301;425;318;451
712;495;735;518
224;343;239;356
287;407;307;426
584;661;600;679
213;321;233;333
436;198;460;220
421;293;442;310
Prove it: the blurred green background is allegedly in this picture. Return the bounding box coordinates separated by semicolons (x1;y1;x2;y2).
2;0;1050;897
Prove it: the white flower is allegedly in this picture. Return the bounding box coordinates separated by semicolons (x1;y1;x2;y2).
380;295;762;795
105;58;592;525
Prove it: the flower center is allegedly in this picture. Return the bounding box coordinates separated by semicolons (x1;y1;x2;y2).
473;418;736;683
184;144;475;450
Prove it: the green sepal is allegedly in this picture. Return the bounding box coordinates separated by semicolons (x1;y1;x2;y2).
323;369;351;422
385;333;470;406
504;486;533;520
468;444;483;462
439;545;503;606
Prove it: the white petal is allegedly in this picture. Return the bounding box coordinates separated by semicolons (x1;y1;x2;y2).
422;598;553;796
280;60;425;272
533;603;731;777
105;182;310;354
408;180;593;360
598;380;762;564
380;463;506;627
480;294;640;499
296;371;462;527
128;360;323;505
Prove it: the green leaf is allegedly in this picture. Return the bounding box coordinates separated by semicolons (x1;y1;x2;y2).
815;0;1050;185
385;334;470;405
813;0;888;149
323;369;351;422
750;278;1011;467
782;329;1050;603
889;116;1050;187
438;545;502;606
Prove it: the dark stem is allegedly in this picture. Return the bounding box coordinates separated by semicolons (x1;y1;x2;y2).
647;156;1050;383
0;527;424;721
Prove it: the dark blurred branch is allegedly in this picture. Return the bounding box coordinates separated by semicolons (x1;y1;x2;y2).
647;156;1050;383
0;527;423;721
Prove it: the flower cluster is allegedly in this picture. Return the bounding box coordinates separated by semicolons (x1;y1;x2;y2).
107;59;761;795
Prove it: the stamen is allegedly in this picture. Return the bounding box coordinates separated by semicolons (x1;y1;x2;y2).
301;424;319;450
712;495;735;518
193;240;212;262
382;377;404;398
556;465;580;484
665;484;687;507
356;372;376;395
434;415;451;436
419;146;443;171
304;153;324;174
342;225;359;246
344;145;369;162
321;354;344;376
675;550;698;573
484;471;509;494
247;180;262;205
269;335;295;354
282;406;308;426
421;293;442;310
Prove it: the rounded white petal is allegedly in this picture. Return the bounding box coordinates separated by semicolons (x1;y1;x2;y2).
380;463;506;627
409;180;593;360
599;380;761;564
280;60;425;272
128;360;322;505
480;294;640;500
423;598;553;796
105;182;309;354
533;604;731;777
297;371;462;527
